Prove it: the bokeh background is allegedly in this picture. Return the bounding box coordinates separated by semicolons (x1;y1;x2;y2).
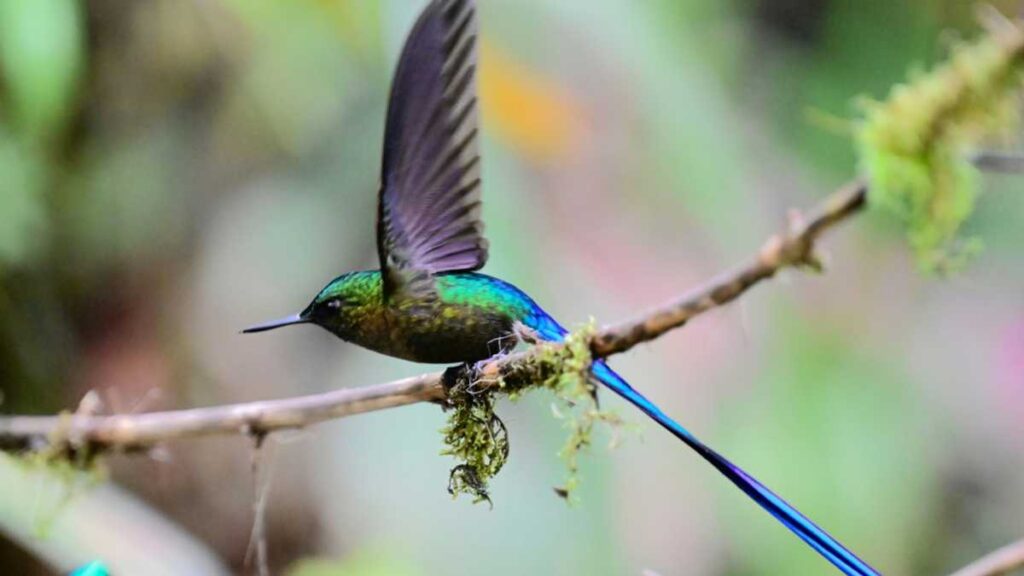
1;0;1023;574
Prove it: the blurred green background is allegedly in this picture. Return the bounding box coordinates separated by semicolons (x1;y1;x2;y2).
1;0;1023;574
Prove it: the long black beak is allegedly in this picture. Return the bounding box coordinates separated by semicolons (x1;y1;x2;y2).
241;313;308;334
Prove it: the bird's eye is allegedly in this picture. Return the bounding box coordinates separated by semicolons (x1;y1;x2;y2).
326;299;342;310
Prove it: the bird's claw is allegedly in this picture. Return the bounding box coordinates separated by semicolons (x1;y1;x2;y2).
441;363;473;397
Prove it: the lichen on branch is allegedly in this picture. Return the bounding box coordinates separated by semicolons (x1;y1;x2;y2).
857;16;1024;272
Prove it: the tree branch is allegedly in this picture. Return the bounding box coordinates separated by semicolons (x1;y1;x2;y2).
0;180;868;456
949;537;1024;576
592;179;866;356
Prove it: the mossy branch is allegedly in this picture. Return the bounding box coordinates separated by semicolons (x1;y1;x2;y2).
0;179;867;470
857;7;1024;271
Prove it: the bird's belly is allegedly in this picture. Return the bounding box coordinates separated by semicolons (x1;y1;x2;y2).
387;307;515;364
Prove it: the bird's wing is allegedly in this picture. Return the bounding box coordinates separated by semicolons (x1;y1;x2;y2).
376;0;486;300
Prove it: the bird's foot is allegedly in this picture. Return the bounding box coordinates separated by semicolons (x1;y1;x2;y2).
512;321;541;345
441;362;478;403
483;323;540;359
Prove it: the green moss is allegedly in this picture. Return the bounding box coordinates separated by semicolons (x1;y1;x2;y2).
440;323;625;504
537;324;623;504
856;26;1023;272
440;377;509;505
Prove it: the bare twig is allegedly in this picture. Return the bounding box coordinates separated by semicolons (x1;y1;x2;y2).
591;179;866;356
0;180;868;455
245;436;273;576
976;4;1024;48
0;372;445;453
949;537;1024;576
971;150;1024;173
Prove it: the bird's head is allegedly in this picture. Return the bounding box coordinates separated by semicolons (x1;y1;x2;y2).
242;271;381;337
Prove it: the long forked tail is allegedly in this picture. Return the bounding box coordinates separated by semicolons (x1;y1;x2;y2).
523;311;878;575
590;360;879;576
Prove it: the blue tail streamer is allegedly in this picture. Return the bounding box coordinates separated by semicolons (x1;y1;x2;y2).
526;311;879;575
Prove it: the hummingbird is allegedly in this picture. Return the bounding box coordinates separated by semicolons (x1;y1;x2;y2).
244;1;878;574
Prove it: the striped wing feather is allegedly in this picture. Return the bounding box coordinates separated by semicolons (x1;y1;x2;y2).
376;0;486;299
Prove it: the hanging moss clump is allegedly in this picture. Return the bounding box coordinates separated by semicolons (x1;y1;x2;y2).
440;323;625;504
857;19;1024;272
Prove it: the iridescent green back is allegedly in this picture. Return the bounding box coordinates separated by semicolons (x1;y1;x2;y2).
434;273;537;318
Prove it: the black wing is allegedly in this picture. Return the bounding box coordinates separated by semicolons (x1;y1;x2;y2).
376;0;486;299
